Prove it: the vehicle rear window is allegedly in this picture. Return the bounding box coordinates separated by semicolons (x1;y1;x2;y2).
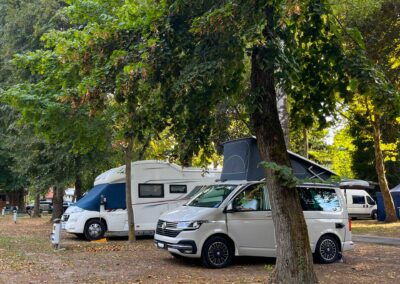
352;195;365;204
298;187;341;211
139;184;164;198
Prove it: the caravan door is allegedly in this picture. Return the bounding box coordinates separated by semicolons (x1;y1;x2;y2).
226;184;275;257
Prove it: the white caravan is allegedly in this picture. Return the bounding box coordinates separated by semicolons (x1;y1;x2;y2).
339;180;377;219
154;181;353;268
62;160;220;240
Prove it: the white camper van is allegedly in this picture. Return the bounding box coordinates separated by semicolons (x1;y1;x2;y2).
154;181;353;268
339;180;377;219
62;160;220;240
343;189;377;219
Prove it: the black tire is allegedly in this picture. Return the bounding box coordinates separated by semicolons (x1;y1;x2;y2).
315;235;340;264
84;219;106;241
201;236;234;268
371;210;377;220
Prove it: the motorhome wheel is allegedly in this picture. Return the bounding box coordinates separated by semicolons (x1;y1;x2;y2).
315;235;340;264
84;219;106;241
201;236;233;268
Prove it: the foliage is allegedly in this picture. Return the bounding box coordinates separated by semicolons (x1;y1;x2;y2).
330;126;355;179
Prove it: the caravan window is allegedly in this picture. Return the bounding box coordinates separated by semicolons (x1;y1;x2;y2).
139;184;164;198
170;185;187;194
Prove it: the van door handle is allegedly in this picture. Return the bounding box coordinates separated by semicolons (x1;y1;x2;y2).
335;223;345;229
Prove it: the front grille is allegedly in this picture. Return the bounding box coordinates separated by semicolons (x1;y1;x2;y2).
156;220;182;238
62;214;69;222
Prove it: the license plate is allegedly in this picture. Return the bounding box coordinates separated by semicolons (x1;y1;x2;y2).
157;242;165;248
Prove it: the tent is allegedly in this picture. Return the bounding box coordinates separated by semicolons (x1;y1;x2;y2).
221;137;337;181
376;190;400;221
390;184;400;192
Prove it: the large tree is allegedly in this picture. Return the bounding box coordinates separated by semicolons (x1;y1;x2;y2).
156;0;351;282
333;0;400;221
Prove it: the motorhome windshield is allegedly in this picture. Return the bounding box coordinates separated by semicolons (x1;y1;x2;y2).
187;184;237;208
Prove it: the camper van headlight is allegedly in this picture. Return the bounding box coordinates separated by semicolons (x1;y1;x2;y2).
65;206;84;214
177;220;208;230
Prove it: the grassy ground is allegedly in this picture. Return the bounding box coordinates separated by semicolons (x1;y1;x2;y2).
1;215;400;283
352;220;400;237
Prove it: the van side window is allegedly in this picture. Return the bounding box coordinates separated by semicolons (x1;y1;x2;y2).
170;185;187;194
298;187;340;212
139;184;164;198
366;196;376;205
352;195;365;204
233;184;271;211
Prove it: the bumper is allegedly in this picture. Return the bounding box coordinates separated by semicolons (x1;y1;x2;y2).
342;241;354;251
154;239;197;255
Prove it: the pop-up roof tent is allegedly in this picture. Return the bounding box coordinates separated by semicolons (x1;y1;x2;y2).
221;137;336;181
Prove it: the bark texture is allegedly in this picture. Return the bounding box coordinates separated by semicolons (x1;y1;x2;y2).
52;186;64;220
302;128;309;159
125;137;136;242
32;192;41;218
250;11;318;281
74;174;82;202
371;114;397;222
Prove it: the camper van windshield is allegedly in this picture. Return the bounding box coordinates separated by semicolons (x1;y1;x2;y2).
187;185;237;208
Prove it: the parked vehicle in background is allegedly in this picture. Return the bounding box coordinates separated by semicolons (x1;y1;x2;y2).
154;181;353;268
26;201;53;215
62;160;220;240
343;189;377;219
339;180;377;219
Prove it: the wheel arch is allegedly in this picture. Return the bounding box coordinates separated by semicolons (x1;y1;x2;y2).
203;233;235;253
318;232;342;252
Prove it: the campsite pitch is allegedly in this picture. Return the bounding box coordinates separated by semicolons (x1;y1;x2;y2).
0;216;399;283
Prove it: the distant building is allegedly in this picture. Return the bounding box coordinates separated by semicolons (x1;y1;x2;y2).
0;189;26;210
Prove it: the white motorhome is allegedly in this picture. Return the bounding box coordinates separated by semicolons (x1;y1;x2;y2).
154;181;353;268
340;180;377;219
62;160;220;240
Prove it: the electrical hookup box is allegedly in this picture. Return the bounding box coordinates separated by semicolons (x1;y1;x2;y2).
51;219;62;249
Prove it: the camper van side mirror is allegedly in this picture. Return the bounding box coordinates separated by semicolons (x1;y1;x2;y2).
225;203;235;213
100;195;107;205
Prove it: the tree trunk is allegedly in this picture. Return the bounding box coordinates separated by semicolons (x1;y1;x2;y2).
276;87;290;148
74;174;82;201
32;192;41;218
249;9;318;281
125;137;136;242
17;188;25;211
371;113;397;222
302;128;309;159
74;156;83;201
51;186;64;221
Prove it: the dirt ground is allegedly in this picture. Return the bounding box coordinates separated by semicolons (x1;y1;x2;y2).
0;216;399;284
